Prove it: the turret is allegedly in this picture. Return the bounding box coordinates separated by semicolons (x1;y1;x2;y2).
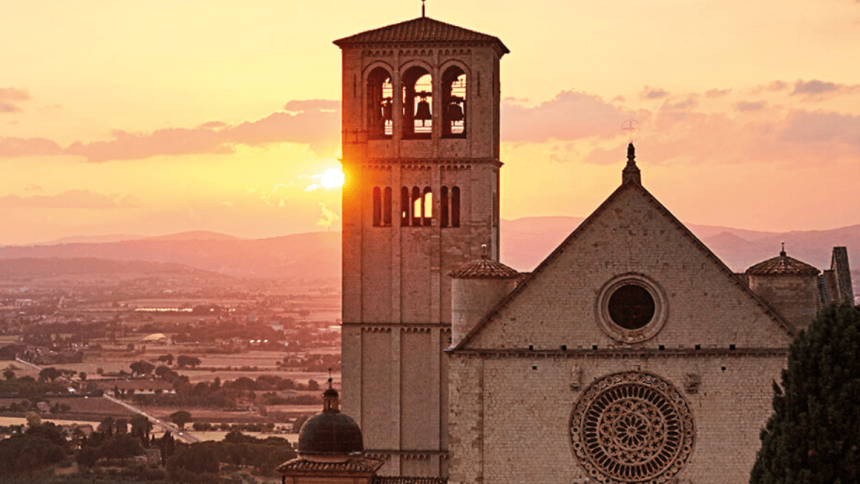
450;249;519;346
746;245;820;329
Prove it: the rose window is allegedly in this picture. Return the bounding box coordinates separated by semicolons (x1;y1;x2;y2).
570;372;695;483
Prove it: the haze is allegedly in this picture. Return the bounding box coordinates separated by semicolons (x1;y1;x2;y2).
2;0;860;245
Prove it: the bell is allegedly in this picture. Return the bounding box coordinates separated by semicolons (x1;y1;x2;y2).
446;102;463;121
415;99;432;125
382;99;392;120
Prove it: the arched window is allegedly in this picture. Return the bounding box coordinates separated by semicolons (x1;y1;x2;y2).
401;187;410;226
372;187;381;227
451;186;461;228
422;187;433;226
442;67;466;138
412;187;422;227
440;186;449;227
383;187;392;226
402;66;432;139
367;67;393;139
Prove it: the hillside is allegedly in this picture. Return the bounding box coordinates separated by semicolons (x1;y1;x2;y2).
0;232;340;279
1;220;859;283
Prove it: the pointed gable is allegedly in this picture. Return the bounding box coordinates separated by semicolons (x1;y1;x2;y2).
453;181;795;352
333;17;509;54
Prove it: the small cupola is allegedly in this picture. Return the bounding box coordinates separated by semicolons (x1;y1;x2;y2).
746;243;821;329
296;377;363;462
450;245;520;347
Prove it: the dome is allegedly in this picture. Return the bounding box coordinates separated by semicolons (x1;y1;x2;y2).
297;385;363;459
746;249;819;276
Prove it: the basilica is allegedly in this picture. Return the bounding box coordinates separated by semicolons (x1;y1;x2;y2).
278;13;853;484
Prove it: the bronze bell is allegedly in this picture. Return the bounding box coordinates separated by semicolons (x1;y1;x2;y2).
382;99;393;120
415;99;432;125
446;102;463;121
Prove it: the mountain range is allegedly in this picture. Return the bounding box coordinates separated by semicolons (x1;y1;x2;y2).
1;219;859;281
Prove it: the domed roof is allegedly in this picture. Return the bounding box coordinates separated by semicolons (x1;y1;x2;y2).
450;257;519;279
746;249;819;276
297;385;363;458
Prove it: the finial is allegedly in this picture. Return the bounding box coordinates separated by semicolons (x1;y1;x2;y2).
780;242;786;257
481;243;489;259
622;143;641;185
422;0;426;17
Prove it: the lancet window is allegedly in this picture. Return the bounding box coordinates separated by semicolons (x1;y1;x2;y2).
442;67;466;138
440;185;460;228
402;66;432;139
401;186;434;227
367;67;393;139
372;186;393;227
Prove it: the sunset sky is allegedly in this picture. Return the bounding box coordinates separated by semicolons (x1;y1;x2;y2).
2;0;860;245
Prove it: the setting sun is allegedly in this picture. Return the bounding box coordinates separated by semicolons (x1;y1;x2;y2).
320;168;345;189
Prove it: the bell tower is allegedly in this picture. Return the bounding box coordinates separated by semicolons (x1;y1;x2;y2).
334;15;508;477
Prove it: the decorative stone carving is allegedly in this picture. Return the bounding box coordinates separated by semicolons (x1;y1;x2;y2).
571;365;583;391
570;372;695;484
684;373;701;394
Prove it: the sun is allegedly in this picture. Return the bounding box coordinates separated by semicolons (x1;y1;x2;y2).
320;168;345;189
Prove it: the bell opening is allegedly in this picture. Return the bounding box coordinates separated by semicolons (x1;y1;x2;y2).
402;67;432;139
442;66;467;138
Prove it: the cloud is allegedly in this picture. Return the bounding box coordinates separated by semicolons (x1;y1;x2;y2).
0;137;63;157
502;91;643;143
735;101;767;112
0;88;30;113
791;79;860;98
706;89;731;98
64;128;230;162
24;184;42;192
315;202;340;230
780;110;860;147
767;81;789;92
63;100;341;162
284;99;340;112
641;87;670;100
0;189;141;209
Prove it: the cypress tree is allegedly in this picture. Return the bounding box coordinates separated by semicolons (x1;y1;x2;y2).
751;303;860;484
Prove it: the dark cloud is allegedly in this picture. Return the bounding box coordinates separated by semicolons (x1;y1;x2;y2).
0;189;140;209
63;100;341;162
705;89;731;98
502;91;643;143
0;88;30;113
0;137;63;157
284;99;340;112
661;97;697;111
641;87;669;99
791;79;860;98
735;101;766;112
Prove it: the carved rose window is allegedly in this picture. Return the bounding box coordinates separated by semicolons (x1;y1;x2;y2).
570;372;695;483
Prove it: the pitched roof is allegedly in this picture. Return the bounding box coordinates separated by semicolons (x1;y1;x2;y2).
276;457;384;475
449;181;796;351
450;257;519;279
371;478;448;484
334;16;509;54
746;252;820;276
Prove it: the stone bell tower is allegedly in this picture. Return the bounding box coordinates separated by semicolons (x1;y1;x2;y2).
334;14;508;477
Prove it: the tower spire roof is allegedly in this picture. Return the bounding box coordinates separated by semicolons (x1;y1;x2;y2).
622;143;641;185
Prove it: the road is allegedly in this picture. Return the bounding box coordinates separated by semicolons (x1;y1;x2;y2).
103;394;198;443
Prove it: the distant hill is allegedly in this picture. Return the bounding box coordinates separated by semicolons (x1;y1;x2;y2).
0;257;227;280
0;232;340;279
1;220;858;283
500;216;860;276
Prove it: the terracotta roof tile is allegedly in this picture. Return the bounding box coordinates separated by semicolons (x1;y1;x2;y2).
746;252;820;276
450;258;519;279
371;477;448;484
276;457;384;475
334;17;509;53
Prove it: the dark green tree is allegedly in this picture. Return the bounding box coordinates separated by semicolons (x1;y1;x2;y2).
169;410;192;429
751;303;860;484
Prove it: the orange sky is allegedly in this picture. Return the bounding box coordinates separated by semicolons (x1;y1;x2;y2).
2;0;860;245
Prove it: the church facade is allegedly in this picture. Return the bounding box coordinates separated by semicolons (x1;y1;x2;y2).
333;14;853;484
